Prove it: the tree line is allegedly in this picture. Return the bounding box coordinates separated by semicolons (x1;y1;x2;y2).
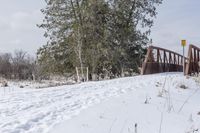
1;0;162;81
0;50;37;80
37;0;162;80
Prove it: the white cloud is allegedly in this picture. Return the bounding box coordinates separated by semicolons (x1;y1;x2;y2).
10;39;22;45
0;9;46;56
0;0;46;56
10;10;43;31
0;0;199;56
0;17;10;31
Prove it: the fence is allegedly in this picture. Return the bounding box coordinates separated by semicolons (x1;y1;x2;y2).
185;45;200;75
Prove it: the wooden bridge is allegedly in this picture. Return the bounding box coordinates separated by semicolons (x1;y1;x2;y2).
141;45;200;75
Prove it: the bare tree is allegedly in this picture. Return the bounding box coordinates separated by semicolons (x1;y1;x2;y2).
0;53;12;79
11;50;35;80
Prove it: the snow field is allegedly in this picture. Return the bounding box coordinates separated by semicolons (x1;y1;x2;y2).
0;73;199;133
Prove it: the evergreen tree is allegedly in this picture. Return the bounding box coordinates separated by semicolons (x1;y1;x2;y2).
38;0;162;80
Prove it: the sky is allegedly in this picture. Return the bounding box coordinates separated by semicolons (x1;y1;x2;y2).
150;0;200;54
0;0;199;56
0;0;46;56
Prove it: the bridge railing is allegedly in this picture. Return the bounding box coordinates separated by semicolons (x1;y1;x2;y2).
141;46;185;75
185;45;200;75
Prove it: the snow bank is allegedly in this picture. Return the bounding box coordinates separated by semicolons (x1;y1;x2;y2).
0;73;199;133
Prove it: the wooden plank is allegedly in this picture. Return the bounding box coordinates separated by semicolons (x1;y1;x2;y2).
185;45;192;75
157;49;159;62
150;46;183;57
169;52;172;64
178;55;180;65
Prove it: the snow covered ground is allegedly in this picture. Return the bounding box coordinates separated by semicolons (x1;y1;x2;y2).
0;73;200;133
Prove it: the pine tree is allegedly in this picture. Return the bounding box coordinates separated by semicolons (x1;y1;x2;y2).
37;0;162;80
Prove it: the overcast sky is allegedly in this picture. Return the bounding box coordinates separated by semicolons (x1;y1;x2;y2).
151;0;200;54
0;0;46;56
0;0;199;56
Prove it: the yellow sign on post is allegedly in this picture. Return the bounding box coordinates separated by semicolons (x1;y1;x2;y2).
181;39;186;75
181;40;186;47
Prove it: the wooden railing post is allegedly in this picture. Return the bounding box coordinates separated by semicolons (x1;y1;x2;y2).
141;46;153;75
185;44;200;75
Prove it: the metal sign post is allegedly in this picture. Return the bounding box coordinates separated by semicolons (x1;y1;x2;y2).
181;40;186;74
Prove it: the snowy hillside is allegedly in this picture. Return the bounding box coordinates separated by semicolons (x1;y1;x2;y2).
0;73;200;133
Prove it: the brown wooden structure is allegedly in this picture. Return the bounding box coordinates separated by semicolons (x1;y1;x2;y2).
185;45;200;75
141;46;185;75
